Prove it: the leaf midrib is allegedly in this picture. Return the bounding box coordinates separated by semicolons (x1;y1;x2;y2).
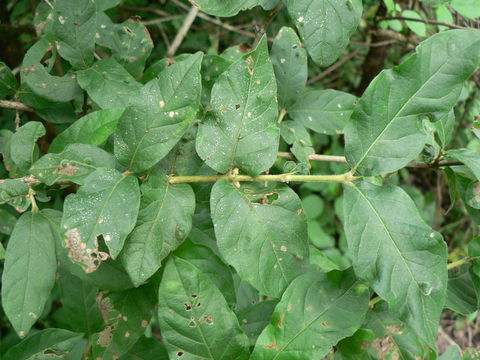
353;59;447;171
271;280;359;359
173;257;216;360
135;182;171;279
351;183;422;293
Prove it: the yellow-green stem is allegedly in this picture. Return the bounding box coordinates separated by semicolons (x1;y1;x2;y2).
169;172;358;184
447;257;480;269
369;296;382;308
29;188;39;214
277;108;287;124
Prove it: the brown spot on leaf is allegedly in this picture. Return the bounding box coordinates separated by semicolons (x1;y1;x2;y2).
64;228;109;273
23;65;36;75
371;336;399;359
278;313;284;328
263;340;280;350
386;325;403;335
198;315;214;325
97;326;114;347
53;162;79;176
246;56;255;75
28;312;38;319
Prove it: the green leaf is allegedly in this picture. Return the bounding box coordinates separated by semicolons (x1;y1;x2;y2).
196;37;279;176
121;175;195;285
446;148;480;180
334;329;375;360
21;36;81;102
445;265;479;315
119;336;169;360
189;0;270;17
158;256;250;359
43;208;135;291
49;109;124;153
61;168;140;271
364;304;435;359
433;110;455;147
309;246;341;272
96;13;154;77
97;0;121;11
290;90;356;135
1;211;58;337
77;58;142;109
0;208;16;234
175;239;236;306
18;84;77;124
210;180;309;297
251;270;370;360
3;329;85;360
52;0;96;69
0;179;30;211
435;5;455;31
57;269;104;334
10;121;45;171
31;144;116;185
451;0;480;19
343;181;447;347
271;27;307;109
0;62;18;98
344;30;480;176
238;300;277;344
92;284;157;359
286;0;362;67
156;127;215;177
280;120;314;172
402;10;427;37
201;55;232;107
114;53;203;173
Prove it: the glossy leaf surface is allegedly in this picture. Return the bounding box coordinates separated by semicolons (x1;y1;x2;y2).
61;168;140;271
343;181;447;346
251;270;369;360
158;256;250;359
210;180;309;297
196;37;279;176
344;30;480;176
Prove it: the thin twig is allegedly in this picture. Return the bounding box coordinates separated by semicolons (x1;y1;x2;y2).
277;152;347;163
167;5;199;58
0;100;34;112
380;16;466;30
307;47;363;85
278;151;464;168
142;15;185;26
